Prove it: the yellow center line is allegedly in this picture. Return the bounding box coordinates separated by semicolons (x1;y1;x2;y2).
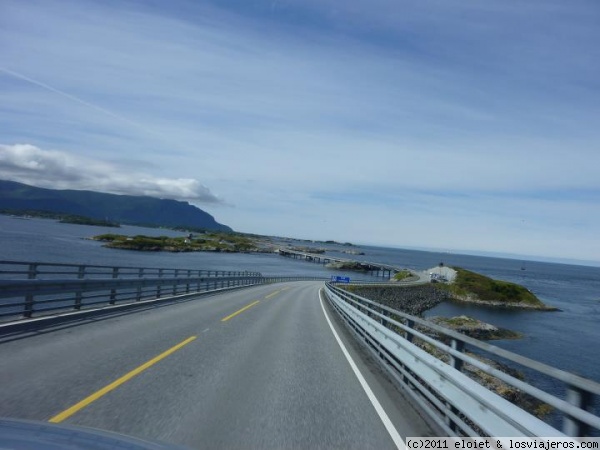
221;300;260;322
281;287;289;291
49;336;197;423
264;290;280;299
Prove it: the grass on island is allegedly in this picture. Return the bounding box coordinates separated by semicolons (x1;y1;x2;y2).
437;267;544;307
93;232;257;253
442;315;481;327
429;315;523;340
393;270;412;281
325;261;369;271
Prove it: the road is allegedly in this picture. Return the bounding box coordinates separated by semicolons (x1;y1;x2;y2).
0;281;433;449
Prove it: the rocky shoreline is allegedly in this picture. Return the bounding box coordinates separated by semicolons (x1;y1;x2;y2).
342;284;450;316
447;294;559;311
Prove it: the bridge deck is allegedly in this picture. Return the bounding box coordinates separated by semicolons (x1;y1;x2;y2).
277;248;402;275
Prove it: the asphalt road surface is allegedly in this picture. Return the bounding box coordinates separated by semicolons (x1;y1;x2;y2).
0;281;433;449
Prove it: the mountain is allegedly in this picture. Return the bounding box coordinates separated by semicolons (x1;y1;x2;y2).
0;180;233;232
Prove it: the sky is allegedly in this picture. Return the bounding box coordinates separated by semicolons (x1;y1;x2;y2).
1;0;600;265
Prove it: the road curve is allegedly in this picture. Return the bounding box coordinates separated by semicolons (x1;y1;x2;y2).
0;281;433;449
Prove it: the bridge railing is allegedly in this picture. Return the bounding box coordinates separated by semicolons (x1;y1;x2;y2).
0;260;258;280
0;261;324;322
325;282;600;437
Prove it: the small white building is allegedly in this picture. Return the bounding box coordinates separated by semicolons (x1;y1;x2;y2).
428;265;457;283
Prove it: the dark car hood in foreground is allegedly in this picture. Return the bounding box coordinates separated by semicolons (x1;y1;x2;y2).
0;418;189;450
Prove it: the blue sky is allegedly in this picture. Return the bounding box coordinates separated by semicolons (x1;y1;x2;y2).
1;0;599;264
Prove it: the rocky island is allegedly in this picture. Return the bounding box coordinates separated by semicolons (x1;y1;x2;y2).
288;246;326;254
428;315;522;340
325;261;369;271
434;267;556;310
60;215;120;227
92;232;259;253
341;249;365;255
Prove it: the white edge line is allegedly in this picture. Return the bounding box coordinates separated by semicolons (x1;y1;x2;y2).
319;288;405;449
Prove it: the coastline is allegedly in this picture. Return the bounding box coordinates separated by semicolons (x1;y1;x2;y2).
446;294;559;311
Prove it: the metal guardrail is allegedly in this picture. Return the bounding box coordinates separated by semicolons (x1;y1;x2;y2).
0;260;261;280
324;282;600;437
0;261;325;322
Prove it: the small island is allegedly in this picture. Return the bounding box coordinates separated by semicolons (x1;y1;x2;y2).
434;267;556;310
60;215;120;227
428;315;522;340
342;249;365;255
326;261;369;271
1;209;120;227
289;246;326;254
92;232;258;253
320;240;355;246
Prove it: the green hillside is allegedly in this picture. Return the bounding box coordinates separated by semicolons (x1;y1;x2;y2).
0;180;232;232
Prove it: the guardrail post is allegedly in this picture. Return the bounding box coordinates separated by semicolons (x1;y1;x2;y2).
157;269;163;298
137;268;143;301
173;269;178;296
109;267;118;304
379;309;389;326
443;336;463;433
23;263;38;318
563;385;592;436
405;319;415;343
74;265;85;310
445;402;460;433
449;339;465;372
186;269;191;293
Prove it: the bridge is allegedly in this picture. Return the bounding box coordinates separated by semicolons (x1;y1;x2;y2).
0;260;599;448
277;247;401;278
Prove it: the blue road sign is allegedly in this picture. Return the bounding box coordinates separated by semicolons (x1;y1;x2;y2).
331;276;350;283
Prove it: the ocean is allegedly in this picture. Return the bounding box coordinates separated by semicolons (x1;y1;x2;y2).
1;215;599;427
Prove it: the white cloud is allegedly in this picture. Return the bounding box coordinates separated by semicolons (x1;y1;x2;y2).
0;143;221;203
